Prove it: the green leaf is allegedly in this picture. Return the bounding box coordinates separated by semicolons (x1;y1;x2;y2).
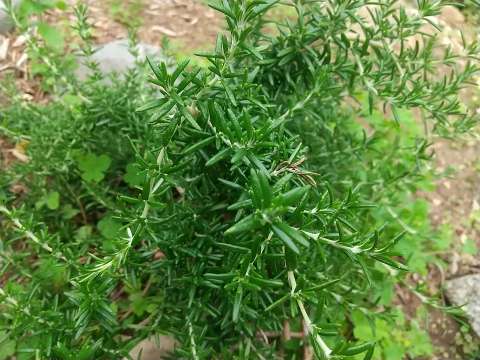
182;136;215;155
45;191;60;210
462;238;477;255
250;169;272;209
136;98;169;112
371;254;408;271
351;310;373;341
16;335;42;360
232;285;243;322
172;59;190;82
272;224;299;254
98;215;122;239
225;214;261;235
409;325;433;356
257;171;272;208
75;153;111;183
363;345;375;360
305;278;341;292
274;186;310;207
341;341;375;356
208;2;235;19
38;22;64;51
19;0;59;18
216;242;250;253
55;1;67;10
124;163;144;187
249;276;283;288
75;225;92;241
35;258;68;290
265;293;290;311
276;222;309;247
285;247;298;270
383;341;405;360
204;272;236;281
77;345;96;360
129;292;150;316
206;148;231;167
433;224;453;251
0;333;15;360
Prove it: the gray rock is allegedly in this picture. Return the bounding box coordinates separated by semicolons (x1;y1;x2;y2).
0;0;21;34
127;336;175;360
445;274;480;336
75;39;168;81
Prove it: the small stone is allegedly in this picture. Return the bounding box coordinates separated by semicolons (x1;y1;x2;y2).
151;25;183;37
75;39;169;81
127;336;175;360
439;5;465;27
445;274;480;336
0;0;21;35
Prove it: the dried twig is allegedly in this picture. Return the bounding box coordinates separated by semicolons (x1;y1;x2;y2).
302;320;313;360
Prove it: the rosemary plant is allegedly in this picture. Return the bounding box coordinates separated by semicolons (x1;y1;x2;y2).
0;0;479;359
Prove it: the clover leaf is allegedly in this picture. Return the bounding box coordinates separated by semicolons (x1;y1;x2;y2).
75;153;111;183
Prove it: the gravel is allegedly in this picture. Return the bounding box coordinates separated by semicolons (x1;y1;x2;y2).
74;39;168;81
445;274;480;336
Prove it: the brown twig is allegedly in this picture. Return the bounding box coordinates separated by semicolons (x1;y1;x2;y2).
302;320;313;360
283;320;291;341
256;330;304;339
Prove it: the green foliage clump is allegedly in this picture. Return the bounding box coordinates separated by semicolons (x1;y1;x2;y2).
0;1;479;359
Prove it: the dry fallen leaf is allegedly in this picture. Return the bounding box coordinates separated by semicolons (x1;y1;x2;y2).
10;183;28;194
12;35;26;48
153;250;166;260
9;148;29;163
151;25;183;37
472;199;480;212
16;52;28;68
8;140;30;163
0;37;10;61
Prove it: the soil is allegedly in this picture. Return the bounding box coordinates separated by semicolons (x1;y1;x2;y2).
382;5;480;360
1;1;480;359
85;0;222;51
41;0;223;52
0;0;222;101
0;137;15;169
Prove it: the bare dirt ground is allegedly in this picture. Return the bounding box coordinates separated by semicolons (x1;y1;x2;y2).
84;0;222;50
0;0;222;102
394;6;480;359
421;137;480;359
1;1;480;359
